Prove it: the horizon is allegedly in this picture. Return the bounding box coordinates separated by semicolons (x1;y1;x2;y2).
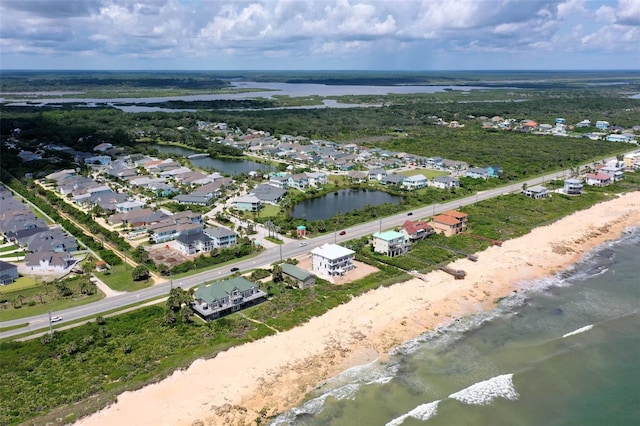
1;0;639;71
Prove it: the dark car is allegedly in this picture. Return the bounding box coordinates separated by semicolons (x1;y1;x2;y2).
339;230;346;235
230;267;240;273
407;212;413;216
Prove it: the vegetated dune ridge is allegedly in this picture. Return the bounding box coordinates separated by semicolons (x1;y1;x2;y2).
78;191;640;426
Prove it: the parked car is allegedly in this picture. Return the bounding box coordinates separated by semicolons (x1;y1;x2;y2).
299;242;307;247
339;230;346;235
51;316;62;323
230;267;240;273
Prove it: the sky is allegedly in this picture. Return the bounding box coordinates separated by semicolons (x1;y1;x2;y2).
1;0;639;71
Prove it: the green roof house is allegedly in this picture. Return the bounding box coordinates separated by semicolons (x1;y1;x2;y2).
192;277;267;320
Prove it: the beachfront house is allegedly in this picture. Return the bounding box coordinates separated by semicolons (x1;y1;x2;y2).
430;210;468;237
311;243;355;277
563;178;583;195
372;231;410;257
191;277;267;321
522;185;549;199
400;220;434;241
281;263;317;289
585;173;612;186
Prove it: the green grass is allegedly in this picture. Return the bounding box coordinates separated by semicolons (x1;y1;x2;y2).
95;264;152;292
397;168;449;178
0;291;103;322
0;322;29;333
0;275;39;292
259;204;281;218
0;244;18;253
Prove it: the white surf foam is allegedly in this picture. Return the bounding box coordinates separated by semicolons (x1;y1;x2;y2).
448;374;519;405
270;383;360;424
562;324;593;338
385;400;440;426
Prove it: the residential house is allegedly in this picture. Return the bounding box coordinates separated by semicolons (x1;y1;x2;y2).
269;174;290;189
383;174;405;186
0;261;18;284
347;171;368;183
288;173;309;190
522;185;549;199
234;194;262;212
108;208;167;227
598;166;624;182
176;232;214;255
305;171;328;187
368;167;387;182
431;210;468;236
93;142;114;152
606;134;635;143
563;178;584;195
24;251;76;272
576;119;591;128
431;175;460;189
311;243;355;277
13;227;78;253
585;173;612;186
372;231;410;257
251;184;287;205
466;167;490;179
115;200;146;213
84;155;112;166
148;220;202;244
400;220;434;241
486;165;503;178
403;174;428;190
191;277;268;321
203;226;237;248
173;194;214;206
623;152;640;170
595;121;610;130
281;263;316;289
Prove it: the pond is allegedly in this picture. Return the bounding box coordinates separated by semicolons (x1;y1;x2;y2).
150;144;275;175
291;189;402;221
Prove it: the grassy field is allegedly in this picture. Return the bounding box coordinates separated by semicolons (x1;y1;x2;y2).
258;204;281;218
397;168;449;178
95;264;152;292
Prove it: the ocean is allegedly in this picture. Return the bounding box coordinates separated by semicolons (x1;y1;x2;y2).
272;226;640;426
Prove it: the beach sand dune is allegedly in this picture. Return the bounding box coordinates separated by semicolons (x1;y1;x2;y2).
78;192;640;426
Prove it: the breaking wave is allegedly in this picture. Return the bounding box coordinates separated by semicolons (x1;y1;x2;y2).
385;400;440;426
562;324;594;338
448;374;519;405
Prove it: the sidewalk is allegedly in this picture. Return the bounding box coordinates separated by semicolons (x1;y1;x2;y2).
90;274;125;298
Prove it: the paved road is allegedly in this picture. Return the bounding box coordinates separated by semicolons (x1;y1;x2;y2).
0;163;616;339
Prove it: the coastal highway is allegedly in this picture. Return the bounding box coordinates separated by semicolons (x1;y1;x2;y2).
0;167;590;340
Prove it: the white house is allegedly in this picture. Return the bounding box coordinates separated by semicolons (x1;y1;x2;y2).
431;175;460;189
402;174;428;190
115;200;146;213
311;243;355;277
522;185;549;199
305;171;328;187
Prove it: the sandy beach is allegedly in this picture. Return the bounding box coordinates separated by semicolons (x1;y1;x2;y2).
78;192;640;426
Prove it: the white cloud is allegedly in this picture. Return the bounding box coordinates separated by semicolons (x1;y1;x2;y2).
0;0;638;69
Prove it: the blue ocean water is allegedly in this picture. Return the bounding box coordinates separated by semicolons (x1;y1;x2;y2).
272;227;640;426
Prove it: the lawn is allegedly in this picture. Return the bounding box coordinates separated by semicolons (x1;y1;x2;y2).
95;264;152;292
0;244;19;252
259;204;281;218
0;275;39;292
397;168;449;178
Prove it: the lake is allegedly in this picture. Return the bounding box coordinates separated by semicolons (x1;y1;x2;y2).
150;144;275;175
1;81;489;106
291;189;402;221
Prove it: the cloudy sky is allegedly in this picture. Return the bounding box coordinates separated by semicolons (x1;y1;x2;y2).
1;0;639;70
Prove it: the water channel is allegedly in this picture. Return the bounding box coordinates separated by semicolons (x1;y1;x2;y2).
150;143;275;175
291;189;402;221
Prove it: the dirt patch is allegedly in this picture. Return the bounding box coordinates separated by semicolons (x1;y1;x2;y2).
147;245;190;268
296;255;379;284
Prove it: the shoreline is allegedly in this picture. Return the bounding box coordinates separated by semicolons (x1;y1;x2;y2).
78;192;640;426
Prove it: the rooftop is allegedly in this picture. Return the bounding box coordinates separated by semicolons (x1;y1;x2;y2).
311;243;355;260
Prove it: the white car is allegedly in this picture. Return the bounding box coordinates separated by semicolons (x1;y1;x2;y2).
51;316;63;323
299;242;307;247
